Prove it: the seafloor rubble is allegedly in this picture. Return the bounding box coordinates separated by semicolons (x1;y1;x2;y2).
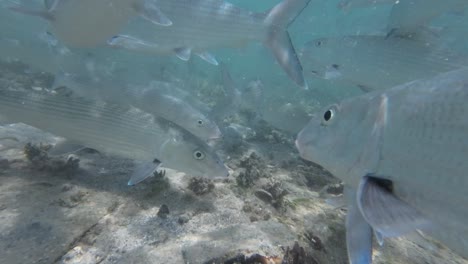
0;63;466;264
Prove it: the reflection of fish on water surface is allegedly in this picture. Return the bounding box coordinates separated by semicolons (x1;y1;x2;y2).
0;88;228;185
109;0;311;89
301;35;468;91
296;68;468;263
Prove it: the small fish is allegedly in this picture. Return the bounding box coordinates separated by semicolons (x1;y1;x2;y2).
301;35;468;91
113;0;311;89
262;102;311;134
209;63;244;122
108;35;219;65
53;71;222;141
296;68;468;263
338;0;396;11
128;85;222;141
244;79;265;116
0;88;228;185
8;0;172;47
386;0;468;37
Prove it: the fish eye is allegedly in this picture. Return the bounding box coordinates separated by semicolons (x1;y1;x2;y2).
197;119;204;126
316;40;322;47
193;150;205;160
332;64;340;69
321;107;336;126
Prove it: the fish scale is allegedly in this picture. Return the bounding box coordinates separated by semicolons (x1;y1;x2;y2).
296;68;468;262
0;88;228;184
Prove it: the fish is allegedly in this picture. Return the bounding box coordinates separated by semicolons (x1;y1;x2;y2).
0;6;64;73
209;63;243;122
243;79;265;116
53;70;222;141
0;88;228;185
8;0;172;47
262;102;311;134
107;35;220;66
110;0;311;89
301;35;468;91
295;68;468;263
386;0;468;37
337;0;396;11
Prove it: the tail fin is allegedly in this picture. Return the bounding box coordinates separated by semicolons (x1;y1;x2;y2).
264;0;311;89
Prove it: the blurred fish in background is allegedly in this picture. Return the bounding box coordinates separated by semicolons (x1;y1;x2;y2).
8;0;172;47
300;34;468;92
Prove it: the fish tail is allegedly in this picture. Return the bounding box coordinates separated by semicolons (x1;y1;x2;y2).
263;0;311;89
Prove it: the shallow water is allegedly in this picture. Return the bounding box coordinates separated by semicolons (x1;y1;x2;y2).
0;1;467;263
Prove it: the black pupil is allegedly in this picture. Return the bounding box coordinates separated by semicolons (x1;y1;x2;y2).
196;152;202;158
198;120;203;124
324;110;332;121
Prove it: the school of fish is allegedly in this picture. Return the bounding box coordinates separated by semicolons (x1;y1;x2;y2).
0;0;467;263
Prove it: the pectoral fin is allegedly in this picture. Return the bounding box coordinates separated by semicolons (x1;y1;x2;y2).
374;230;384;246
174;47;192;61
357;176;430;238
196;52;219;66
133;1;172;26
128;159;162;186
344;186;373;264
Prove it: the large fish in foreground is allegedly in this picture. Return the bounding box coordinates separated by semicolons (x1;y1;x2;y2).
295;68;468;263
109;0;311;89
8;0;172;47
0;88;228;185
301;35;468;91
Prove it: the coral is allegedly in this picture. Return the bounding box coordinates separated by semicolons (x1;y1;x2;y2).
282;242;319;264
187;177;215;195
24;143;80;174
236;152;268;188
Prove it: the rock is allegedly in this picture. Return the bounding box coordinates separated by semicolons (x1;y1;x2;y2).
178;214;191;225
282;242;319;264
157;204;170;218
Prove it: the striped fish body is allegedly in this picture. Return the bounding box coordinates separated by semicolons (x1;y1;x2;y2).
296;68;468;261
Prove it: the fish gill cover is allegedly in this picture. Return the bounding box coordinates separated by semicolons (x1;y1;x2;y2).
0;0;467;263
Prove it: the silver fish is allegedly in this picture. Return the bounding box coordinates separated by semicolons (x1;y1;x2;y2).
387;0;468;36
0;88;228;185
301;35;468;91
8;0;172;47
53;69;222;141
111;0;311;89
296;68;468;263
263;102;311;134
337;0;395;10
